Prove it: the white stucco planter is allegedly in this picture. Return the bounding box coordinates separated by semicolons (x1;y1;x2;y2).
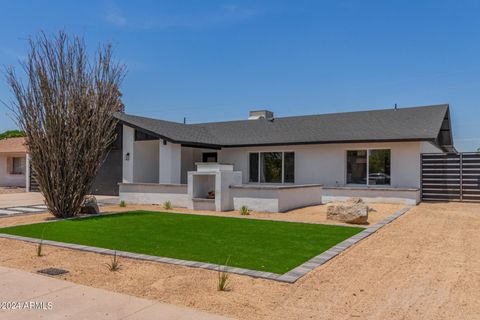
230;184;323;213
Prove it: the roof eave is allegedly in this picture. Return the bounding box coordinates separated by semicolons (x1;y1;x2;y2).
116;118;221;150
220;138;437;148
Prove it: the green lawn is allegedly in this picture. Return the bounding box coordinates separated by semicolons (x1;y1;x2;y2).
0;211;363;274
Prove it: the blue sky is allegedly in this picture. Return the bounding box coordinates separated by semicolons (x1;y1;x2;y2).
0;0;479;150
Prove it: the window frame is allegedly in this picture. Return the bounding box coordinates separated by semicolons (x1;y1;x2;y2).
345;148;391;186
248;151;295;184
9;156;26;175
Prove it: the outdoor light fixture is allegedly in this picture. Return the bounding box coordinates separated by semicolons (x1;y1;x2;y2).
125;152;130;161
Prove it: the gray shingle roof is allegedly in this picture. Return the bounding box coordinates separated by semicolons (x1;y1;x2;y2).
115;104;450;148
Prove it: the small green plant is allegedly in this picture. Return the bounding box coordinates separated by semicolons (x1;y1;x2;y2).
119;200;126;207
163;201;172;210
36;240;43;257
36;226;46;257
217;257;231;291
106;251;121;271
240;205;250;215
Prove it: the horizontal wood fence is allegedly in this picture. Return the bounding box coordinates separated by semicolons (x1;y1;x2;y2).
421;152;480;202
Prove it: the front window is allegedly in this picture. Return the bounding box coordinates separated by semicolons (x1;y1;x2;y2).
249;153;259;182
249;152;295;183
347;149;390;185
10;157;26;175
347;150;367;184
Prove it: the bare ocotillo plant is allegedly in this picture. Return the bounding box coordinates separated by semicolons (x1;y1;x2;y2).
6;31;125;218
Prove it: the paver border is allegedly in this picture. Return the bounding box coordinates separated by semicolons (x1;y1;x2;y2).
0;206;413;283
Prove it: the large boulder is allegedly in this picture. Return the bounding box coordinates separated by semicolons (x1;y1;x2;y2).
80;196;100;215
326;198;368;224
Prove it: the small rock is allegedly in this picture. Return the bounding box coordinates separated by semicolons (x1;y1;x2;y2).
80;196;100;215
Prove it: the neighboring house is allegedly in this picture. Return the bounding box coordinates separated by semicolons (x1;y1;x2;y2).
114;104;454;211
0;137;29;188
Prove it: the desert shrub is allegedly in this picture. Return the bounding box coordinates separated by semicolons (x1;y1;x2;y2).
36;227;46;257
36;240;43;257
163;201;172;210
240;205;250;215
7;31;125;218
106;251;121;271
217;257;231;291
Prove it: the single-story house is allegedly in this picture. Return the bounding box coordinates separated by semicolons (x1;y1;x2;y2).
112;104;453;211
0;137;29;189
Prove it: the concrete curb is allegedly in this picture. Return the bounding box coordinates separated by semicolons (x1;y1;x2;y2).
0;206;413;283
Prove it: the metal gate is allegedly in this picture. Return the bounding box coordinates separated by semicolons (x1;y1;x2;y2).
421;152;480;202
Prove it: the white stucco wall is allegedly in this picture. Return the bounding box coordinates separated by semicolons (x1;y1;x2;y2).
122;125;135;183
133;140;159;183
0;153;27;187
231;185;323;212
119;183;189;207
219;141;425;189
159;140;181;184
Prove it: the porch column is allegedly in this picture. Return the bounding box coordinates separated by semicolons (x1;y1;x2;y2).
26;154;31;192
122;125;134;183
159;140;181;184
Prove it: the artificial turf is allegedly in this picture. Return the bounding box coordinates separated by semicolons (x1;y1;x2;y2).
0;211;363;274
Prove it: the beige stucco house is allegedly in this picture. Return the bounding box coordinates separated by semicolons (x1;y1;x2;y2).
0;137;29;189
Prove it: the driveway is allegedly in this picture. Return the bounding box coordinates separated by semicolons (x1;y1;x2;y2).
0;192;45;208
0;266;228;320
0;192;118;215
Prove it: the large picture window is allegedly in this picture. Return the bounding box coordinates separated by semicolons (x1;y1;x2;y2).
249;152;294;183
347;149;390;185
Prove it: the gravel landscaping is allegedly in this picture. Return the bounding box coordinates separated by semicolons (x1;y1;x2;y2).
1;202;476;319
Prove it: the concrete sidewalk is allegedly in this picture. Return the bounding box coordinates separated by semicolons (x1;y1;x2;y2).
0;266;229;320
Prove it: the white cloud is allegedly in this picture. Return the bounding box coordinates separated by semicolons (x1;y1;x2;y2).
104;2;258;29
106;11;127;27
105;1;127;27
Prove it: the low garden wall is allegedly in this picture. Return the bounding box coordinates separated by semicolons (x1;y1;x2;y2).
230;184;323;212
119;183;189;207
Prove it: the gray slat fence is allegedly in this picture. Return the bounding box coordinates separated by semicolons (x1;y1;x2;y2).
421;152;480;202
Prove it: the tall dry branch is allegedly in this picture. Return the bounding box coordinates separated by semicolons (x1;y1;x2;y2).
6;31;125;218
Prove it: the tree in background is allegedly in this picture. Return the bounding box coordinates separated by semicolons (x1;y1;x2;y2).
6;31;125;218
0;130;26;140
